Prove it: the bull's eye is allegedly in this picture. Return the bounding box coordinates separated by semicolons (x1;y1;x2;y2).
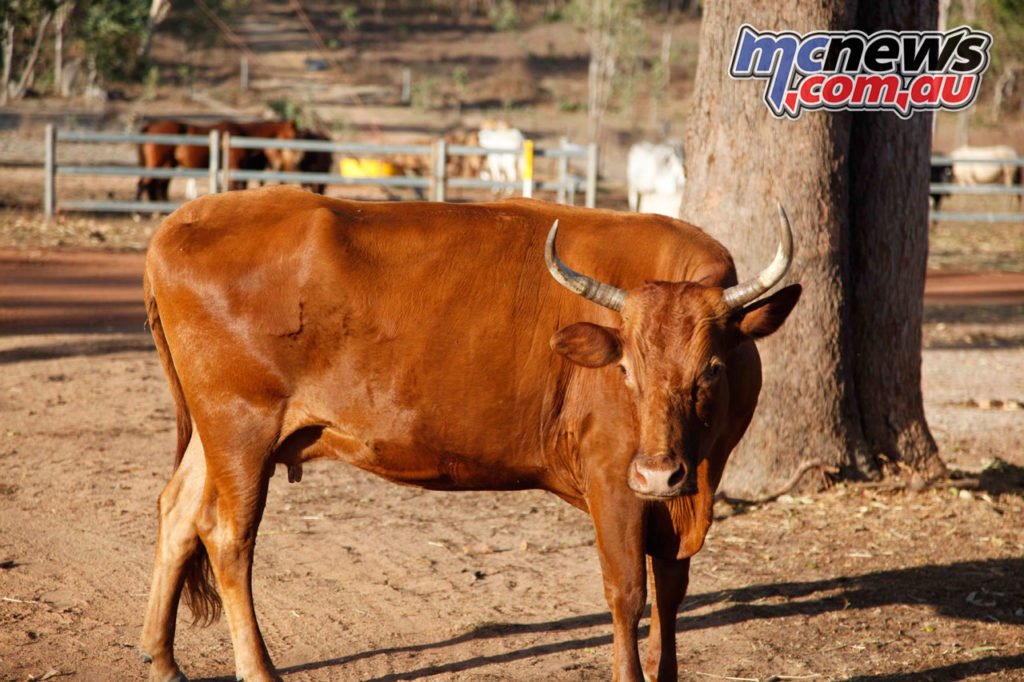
704;362;723;382
619;365;628;377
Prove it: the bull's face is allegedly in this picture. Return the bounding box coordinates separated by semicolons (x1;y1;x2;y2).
551;280;800;498
545;210;801;498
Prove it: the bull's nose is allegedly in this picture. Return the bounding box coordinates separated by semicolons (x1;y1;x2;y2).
628;455;687;497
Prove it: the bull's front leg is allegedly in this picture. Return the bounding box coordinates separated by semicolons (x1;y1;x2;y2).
644;555;690;682
588;479;648;682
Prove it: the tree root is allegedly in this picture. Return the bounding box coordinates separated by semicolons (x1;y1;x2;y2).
714;459;839;506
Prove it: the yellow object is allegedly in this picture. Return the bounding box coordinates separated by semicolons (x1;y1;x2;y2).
522;139;534;180
339;157;401;177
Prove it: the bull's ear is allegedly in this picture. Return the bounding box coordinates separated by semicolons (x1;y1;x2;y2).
734;284;802;340
551;322;622;368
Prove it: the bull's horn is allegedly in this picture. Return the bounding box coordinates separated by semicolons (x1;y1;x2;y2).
545;220;627;312
721;203;794;309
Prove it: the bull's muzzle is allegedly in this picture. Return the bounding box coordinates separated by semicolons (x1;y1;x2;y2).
627;453;690;498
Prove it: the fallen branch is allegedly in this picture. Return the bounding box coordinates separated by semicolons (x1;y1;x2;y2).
715;459;839;506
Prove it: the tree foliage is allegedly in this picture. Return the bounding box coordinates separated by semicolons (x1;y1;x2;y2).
0;0;245;101
78;1;149;81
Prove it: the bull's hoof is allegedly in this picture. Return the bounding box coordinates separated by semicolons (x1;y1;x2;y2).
139;650;189;682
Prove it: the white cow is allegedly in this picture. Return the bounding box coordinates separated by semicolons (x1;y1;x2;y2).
627;141;686;217
950;144;1020;187
478;124;525;194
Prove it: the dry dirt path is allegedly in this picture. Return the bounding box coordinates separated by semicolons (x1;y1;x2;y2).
1;247;1023;682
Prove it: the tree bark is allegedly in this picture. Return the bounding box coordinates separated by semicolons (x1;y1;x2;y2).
680;0;944;498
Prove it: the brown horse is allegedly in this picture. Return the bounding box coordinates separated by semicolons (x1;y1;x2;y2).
136;119;297;202
296;129;333;194
135;120;185;202
237;120;302;174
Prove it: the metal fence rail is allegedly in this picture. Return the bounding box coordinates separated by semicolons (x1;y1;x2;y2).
929;154;1024;223
43;124;598;218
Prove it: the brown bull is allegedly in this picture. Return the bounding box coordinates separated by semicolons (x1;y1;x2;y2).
139;186;801;682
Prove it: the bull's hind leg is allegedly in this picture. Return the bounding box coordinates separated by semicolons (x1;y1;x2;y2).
197;450;278;682
140;433;207;682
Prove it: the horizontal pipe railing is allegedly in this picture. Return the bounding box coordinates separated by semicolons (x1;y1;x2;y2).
931;154;1024;166
44;124;595;217
929;183;1024;196
929;154;1024;222
929;211;1024;222
58;130;212;146
58;165;211;179
62;199;181;213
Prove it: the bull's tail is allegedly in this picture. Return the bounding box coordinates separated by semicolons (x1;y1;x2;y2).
144;272;222;624
144;271;192;470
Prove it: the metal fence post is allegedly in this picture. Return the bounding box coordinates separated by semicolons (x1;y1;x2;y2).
557;137;569;205
209;130;220;194
585;143;598;208
221;132;232;192
44;124;56;219
431;138;447;202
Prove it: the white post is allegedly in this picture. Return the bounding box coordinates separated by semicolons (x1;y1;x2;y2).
431;138;447;202
240;57;249;92
208;129;220;193
585;143;598;208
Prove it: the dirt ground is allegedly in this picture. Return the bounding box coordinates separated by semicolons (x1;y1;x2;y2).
0;244;1023;682
2;2;1024;680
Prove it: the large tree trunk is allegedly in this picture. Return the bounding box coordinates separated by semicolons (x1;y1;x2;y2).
680;0;944;498
849;0;944;480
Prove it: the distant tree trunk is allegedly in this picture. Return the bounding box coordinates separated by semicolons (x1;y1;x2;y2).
12;10;53;99
1;1;19;104
585;0;616;143
681;0;945;498
138;0;174;59
54;2;74;96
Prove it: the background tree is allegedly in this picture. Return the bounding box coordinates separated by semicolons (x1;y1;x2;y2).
569;0;645;142
680;0;947;497
1;0;58;103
